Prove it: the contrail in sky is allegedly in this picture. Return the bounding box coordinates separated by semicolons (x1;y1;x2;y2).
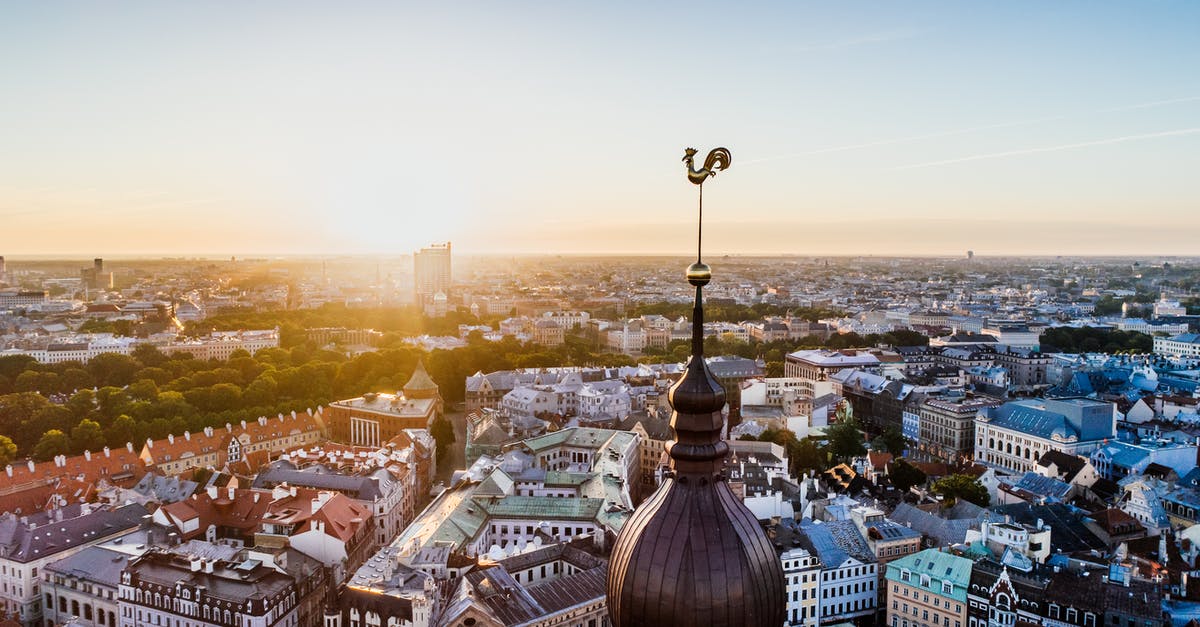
739;95;1200;166
890;127;1200;170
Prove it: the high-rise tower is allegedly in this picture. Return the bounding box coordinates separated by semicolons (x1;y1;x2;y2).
606;148;785;627
413;242;451;311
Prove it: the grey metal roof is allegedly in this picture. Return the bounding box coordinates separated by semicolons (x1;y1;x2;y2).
0;503;148;563
797;519;875;568
252;462;386;501
131;473;198;503
43;545;130;588
982;402;1074;440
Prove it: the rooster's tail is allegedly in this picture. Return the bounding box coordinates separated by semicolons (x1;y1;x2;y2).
704;147;732;174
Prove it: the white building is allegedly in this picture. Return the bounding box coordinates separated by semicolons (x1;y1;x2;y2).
118;552;298;627
975;398;1116;474
797;520;878;625
782;547;822;627
1154;333;1200;358
0;504;147;627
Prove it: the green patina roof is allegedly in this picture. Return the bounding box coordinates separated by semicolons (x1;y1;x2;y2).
885;548;974;602
544;471;590;486
476;495;604;521
520;427;638;454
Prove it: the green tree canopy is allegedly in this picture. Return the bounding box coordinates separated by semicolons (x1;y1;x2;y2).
33;430;71;462
71;419;106;454
888;459;927;492
0;435;17;465
825;412;867;461
931;474;990;507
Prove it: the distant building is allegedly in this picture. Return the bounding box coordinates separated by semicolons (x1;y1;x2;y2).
118;551;299;627
884;549;972;627
81;258;112;290
785;349;880;382
327;362;442;447
795;519;878;625
1153;333;1200;358
0;290;46;310
438;542;609;627
916;395;1003;464
975;398;1116;474
531;319;564;346
413;242;451;314
1089;436;1199;481
42;545;129;627
0;503;148;627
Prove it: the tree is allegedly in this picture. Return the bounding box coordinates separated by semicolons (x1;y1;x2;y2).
86;353;141;388
33;430;71;462
931;474;990;507
71;419;106;453
825;405;867;461
875;426;907;456
0;435;16;465
430;414;456;468
108;415;138;448
888;459;926;492
790;438;827;476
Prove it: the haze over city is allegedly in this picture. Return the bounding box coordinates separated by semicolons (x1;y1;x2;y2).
3;2;1198;257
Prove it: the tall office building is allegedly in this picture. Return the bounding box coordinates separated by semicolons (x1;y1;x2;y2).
413;242;451;312
81;257;112;290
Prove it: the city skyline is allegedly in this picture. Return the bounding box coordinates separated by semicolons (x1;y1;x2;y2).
2;2;1198;256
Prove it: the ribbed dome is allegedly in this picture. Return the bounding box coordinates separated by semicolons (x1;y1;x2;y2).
607;279;785;627
607;473;785;626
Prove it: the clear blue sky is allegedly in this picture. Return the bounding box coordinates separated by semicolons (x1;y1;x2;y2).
2;2;1197;256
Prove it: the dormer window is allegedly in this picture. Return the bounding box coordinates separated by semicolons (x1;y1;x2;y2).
942;581;953;595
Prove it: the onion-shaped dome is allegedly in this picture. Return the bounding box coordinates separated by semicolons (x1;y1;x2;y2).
606;265;785;627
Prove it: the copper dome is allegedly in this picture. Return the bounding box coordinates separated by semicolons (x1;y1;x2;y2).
606;276;785;626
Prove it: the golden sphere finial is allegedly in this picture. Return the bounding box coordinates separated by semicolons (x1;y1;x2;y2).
686;262;711;286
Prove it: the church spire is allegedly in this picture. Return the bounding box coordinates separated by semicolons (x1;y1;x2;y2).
606;147;785;627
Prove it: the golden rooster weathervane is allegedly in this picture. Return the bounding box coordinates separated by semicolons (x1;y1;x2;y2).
682;147;731;285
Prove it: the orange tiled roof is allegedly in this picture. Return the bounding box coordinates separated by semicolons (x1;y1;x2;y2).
0;445;147;516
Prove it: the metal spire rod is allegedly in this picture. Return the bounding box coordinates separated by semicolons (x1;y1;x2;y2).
697;183;703;264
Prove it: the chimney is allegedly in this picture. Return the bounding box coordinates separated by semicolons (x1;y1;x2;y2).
55;455;66;467
146;438;154;449
126;442;134;452
84;450;92;461
3;466;10;478
240;420;247;430
168;434;175;445
103;447;111;458
207;486;218;500
227;487;235;500
204;426;214;437
253;492;260;503
204;560;213;574
190;556;202;572
258;416;267;426
184;431;191;441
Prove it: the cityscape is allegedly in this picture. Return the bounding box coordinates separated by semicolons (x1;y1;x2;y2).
3;3;1200;627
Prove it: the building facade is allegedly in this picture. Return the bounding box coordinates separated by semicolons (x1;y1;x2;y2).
885;549;972;627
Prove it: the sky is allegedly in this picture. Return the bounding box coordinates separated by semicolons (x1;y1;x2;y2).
1;2;1198;257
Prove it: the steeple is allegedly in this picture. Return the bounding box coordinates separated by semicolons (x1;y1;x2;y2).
606;147;785;627
402;360;439;400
